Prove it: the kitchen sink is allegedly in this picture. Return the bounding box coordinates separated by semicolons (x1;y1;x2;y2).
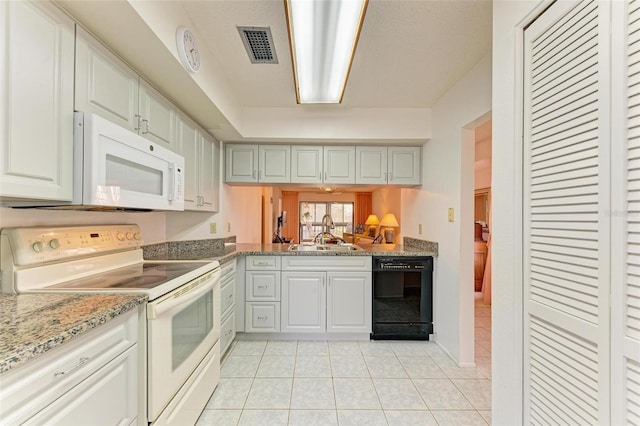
287;243;363;252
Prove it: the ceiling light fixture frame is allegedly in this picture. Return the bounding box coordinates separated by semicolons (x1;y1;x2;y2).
284;0;369;104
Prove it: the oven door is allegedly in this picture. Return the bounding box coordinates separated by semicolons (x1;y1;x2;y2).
146;268;220;422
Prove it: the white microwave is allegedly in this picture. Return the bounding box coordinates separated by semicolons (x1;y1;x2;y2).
68;112;185;211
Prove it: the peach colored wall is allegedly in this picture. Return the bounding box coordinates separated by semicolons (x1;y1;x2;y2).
372;188;402;243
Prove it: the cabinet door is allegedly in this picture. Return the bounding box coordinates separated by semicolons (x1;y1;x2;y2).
246;271;281;301
281;272;326;333
24;346;137;426
327;272;372;333
324;146;356;184
259;145;290;183
0;1;74;202
355;146;388;185
177;112;199;210
388;147;421;185
199;133;219;212
291;146;323;183
225;144;258;182
245;302;280;332
75;27;139;132
139;80;176;149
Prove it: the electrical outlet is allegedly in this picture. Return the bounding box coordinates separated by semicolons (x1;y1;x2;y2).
418;224;423;234
448;208;454;222
227;222;231;232
210;223;217;234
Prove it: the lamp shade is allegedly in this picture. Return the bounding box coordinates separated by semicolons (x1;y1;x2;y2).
379;213;399;228
365;214;380;225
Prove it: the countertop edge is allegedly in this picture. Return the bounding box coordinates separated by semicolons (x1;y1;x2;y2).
0;294;147;374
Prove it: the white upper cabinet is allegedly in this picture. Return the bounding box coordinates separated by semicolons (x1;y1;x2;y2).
75;26;139;132
388;146;421;185
227;143;420;186
138;80;176;148
75;27;176;150
355;146;388;185
323;146;356;184
0;0;75;202
225;144;259;182
356;146;421;185
178;112;219;212
258;145;290;183
291;146;323;184
226;144;289;183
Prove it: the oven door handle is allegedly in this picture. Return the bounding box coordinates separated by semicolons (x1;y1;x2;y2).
147;270;220;319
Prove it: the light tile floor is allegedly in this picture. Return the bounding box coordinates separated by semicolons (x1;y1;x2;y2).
198;295;492;426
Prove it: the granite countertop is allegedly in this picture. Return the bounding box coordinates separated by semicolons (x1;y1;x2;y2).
144;238;438;263
0;293;147;374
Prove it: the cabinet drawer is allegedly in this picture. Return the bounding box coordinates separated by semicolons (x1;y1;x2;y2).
246;271;281;301
221;276;235;318
0;310;138;425
220;311;236;356
282;256;372;271
221;258;237;278
246;256;281;270
245;302;280;332
23;345;137;426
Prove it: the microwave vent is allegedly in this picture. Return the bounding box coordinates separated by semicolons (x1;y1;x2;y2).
237;26;278;64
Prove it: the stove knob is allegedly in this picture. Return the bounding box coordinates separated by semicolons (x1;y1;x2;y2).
32;241;44;253
134;232;142;240
116;232;125;241
49;239;60;249
126;232;134;240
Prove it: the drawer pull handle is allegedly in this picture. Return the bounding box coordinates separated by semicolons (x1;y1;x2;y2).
55;357;90;377
257;285;267;289
226;294;234;300
257;316;268;320
225;330;233;336
256;262;268;266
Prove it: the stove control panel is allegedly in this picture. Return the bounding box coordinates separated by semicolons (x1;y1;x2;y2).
1;225;143;266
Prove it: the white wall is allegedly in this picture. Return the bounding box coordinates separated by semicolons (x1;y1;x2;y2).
401;53;492;365
492;1;546;424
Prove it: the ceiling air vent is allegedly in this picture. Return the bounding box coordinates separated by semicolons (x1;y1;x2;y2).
237;26;278;64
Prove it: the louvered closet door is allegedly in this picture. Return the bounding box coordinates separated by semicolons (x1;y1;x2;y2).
612;0;640;423
523;1;611;424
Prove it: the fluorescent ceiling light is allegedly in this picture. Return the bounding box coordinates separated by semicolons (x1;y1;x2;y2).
285;0;368;104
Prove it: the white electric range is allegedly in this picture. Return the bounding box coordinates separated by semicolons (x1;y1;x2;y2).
0;224;221;425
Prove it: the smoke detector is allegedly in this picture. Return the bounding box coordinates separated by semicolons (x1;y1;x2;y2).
237;26;278;64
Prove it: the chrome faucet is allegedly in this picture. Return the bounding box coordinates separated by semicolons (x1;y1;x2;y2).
320;214;333;245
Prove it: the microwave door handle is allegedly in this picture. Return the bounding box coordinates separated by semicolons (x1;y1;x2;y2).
148;270;220;319
168;163;178;201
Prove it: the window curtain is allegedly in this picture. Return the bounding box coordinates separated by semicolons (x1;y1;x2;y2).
354;192;372;229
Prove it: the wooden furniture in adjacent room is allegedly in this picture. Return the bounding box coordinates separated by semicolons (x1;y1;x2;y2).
474;223;487;292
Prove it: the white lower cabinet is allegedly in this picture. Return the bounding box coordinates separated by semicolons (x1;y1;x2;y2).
281;272;326;333
24;346;137;426
220;259;237;356
245;302;280;332
239;256;372;335
0;309;139;425
326;272;372;333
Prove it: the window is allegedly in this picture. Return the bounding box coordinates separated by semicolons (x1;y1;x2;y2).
299;202;354;242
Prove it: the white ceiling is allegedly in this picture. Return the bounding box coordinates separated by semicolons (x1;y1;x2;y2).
57;0;492;143
183;0;492;109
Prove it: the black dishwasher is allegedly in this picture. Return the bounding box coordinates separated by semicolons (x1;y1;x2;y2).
371;256;434;340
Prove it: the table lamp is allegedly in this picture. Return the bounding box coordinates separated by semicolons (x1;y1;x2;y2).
365;214;380;237
379;213;399;243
